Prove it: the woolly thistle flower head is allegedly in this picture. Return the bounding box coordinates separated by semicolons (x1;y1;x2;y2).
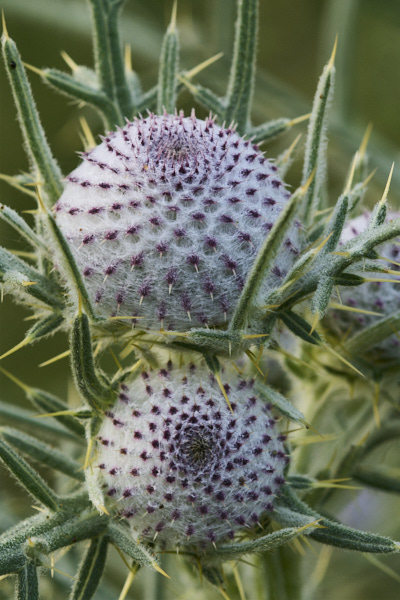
54;111;301;329
94;360;288;549
324;212;400;361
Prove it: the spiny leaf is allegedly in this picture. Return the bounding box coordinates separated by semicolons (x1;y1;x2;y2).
0;203;44;248
41;68;122;130
0;400;81;442
279;311;322;346
0;439;60;511
16;562;39;600
301;38;336;227
229;177;307;332
157;1;179;114
256;380;307;425
0;246;64;309
108;522;168;574
277;487;400;553
224;0;258;132
0;427;84;481
70;535;109;600
1;24;63;205
204;523;317;563
70;312;115;409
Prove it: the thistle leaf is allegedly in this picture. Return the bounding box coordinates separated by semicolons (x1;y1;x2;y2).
0;427;84;481
277;487;400;553
157;1;179;114
0;246;64;309
0;439;60;511
42;68;122;130
0;204;45;249
0;400;81;442
279;311;322;346
353;464;400;494
0;367;85;437
70;535;108;600
1;28;63;205
256;381;307;425
301;40;336;227
204;525;311;563
70;312;115;409
16;562;39;600
40;206;96;318
108;522;165;572
178;78;226;116
229;182;303;332
225;0;258;133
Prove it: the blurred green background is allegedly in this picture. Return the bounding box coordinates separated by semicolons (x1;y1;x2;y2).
1;1;400;598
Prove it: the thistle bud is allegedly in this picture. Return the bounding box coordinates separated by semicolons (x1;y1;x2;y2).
94;360;288;549
54;112;301;329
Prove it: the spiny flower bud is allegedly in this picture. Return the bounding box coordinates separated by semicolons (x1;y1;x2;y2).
325;212;400;360
54;112;301;329
94;360;288;549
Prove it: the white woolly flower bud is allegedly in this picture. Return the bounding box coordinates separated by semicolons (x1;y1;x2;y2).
94;360;288;549
325;212;400;360
54;112;301;329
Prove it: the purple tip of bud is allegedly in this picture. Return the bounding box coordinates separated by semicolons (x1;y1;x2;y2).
165;267;178;285
139;281;151;297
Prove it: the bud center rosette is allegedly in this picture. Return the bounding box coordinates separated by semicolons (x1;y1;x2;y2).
324;212;400;363
94;361;288;549
54;112;301;329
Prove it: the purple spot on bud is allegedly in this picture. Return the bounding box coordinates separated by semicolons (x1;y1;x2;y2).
104;230;119;241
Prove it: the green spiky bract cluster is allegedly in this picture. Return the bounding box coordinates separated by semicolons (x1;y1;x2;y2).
1;1;400;599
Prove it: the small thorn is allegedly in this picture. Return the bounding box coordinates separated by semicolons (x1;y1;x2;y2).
124;43;132;72
60;50;78;72
379;162;394;207
79;116;96;150
0;337;33;361
1;10;9;39
39;350;70;367
170;0;178;32
214;371;234;414
344;152;358;194
34;185;46;213
22;62;45;77
184;52;224;80
151;563;170;579
288;113;311;127
0;366;31;393
310;312;320;335
361;169;376;190
328;35;338;69
329;302;383;317
359;123;373;159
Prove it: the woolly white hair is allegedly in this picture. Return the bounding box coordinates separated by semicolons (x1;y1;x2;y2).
54;112;301;329
94;360;288;549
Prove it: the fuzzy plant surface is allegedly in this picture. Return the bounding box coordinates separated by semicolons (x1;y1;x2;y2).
1;1;400;599
94;359;287;548
54;112;300;329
